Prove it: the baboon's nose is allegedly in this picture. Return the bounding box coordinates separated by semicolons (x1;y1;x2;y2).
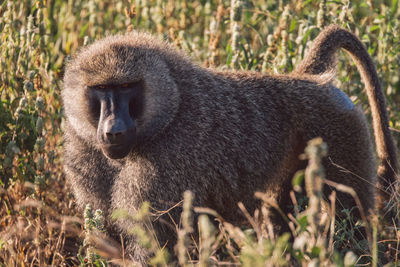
104;119;127;143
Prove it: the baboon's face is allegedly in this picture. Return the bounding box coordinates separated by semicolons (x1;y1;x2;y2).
87;82;143;159
63;34;181;160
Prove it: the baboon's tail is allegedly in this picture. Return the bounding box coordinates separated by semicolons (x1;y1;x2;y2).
293;25;398;212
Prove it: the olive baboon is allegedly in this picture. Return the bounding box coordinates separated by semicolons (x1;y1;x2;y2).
292;26;398;211
62;25;398;263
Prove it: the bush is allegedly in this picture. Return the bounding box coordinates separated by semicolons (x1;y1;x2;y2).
0;0;399;266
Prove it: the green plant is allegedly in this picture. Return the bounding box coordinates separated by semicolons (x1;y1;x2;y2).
1;0;399;265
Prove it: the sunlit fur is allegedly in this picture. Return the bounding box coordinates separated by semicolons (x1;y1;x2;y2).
62;26;397;265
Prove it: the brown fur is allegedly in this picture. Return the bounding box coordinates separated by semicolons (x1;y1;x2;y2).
62;26;397;264
294;25;398;211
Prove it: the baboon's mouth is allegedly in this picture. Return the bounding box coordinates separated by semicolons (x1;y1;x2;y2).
101;143;132;159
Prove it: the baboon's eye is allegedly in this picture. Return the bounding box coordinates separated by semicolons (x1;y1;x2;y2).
121;83;130;88
89;84;107;90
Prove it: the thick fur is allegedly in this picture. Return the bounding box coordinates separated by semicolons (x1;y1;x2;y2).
294;25;398;210
62;26;397;264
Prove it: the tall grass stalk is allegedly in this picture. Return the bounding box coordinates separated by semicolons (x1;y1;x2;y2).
1;0;399;265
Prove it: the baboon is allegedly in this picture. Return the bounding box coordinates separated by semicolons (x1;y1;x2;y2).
62;25;398;264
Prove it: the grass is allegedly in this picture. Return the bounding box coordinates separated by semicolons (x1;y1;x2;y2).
0;0;399;266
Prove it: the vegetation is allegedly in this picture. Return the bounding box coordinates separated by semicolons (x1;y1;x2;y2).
0;0;399;266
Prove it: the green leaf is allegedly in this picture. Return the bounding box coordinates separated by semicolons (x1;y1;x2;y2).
310;246;321;258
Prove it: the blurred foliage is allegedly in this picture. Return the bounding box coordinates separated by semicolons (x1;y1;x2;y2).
0;0;399;266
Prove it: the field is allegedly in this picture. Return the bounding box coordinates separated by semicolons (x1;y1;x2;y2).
1;0;400;266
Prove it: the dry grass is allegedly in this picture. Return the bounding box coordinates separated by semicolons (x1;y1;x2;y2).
1;0;400;266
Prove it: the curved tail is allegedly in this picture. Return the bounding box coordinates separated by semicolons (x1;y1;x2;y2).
294;25;398;212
